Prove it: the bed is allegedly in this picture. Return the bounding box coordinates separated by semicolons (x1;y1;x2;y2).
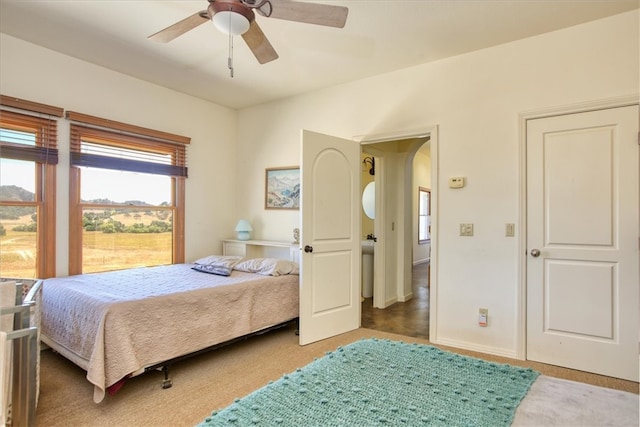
40;256;300;403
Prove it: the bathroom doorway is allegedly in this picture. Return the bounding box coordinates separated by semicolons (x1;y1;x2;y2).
360;136;432;339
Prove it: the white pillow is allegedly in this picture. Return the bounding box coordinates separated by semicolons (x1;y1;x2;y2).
233;258;299;276
193;255;243;269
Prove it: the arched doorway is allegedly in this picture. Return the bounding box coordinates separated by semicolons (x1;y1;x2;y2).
359;134;434;339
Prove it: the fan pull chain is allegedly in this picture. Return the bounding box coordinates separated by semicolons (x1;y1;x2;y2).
227;12;234;78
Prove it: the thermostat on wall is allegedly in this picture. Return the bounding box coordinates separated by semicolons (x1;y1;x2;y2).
449;177;465;188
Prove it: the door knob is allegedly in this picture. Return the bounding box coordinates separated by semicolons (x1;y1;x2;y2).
530;249;541;257
304;245;313;253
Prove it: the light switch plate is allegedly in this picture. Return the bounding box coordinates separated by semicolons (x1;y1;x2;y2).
460;223;473;236
449;177;465;188
506;223;515;237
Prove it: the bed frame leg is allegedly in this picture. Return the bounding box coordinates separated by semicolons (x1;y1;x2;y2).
161;365;172;389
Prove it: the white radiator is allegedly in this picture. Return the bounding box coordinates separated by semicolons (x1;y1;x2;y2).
1;279;42;427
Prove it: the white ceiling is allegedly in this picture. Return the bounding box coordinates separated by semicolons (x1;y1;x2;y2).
1;0;638;109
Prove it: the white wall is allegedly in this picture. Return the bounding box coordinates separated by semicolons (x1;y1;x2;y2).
236;11;639;356
0;34;239;274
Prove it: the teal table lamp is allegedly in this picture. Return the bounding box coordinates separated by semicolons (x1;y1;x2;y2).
235;220;253;240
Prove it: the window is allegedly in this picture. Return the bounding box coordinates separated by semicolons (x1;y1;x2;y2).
67;112;189;275
0;96;62;279
418;187;430;244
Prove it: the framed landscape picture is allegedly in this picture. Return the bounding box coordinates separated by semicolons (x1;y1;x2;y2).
265;167;300;210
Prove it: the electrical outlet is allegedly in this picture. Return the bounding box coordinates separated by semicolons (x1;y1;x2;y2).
460;223;474;236
506;223;515;237
478;308;488;327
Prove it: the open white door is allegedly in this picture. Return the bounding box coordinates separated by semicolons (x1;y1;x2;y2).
299;130;360;345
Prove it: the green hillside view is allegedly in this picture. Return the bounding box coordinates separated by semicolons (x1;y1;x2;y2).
1;185;172;278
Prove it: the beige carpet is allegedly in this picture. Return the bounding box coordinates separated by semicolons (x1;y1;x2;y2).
35;324;638;427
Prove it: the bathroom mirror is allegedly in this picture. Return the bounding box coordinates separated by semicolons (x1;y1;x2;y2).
362;181;375;219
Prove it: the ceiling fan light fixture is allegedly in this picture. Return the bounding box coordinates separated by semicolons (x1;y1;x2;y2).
212;11;250;35
209;2;254;36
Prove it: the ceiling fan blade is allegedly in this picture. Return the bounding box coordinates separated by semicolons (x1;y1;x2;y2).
268;0;348;28
148;11;209;43
242;20;279;64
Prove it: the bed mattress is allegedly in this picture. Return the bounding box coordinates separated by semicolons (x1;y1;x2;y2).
41;264;299;402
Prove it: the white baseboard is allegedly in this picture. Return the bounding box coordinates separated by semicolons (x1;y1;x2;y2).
382;296;398;308
432;337;519;360
398;292;413;302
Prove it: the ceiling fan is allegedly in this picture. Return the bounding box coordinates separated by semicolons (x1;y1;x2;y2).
149;0;349;65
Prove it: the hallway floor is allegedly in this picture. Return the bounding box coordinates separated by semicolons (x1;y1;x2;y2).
361;262;429;339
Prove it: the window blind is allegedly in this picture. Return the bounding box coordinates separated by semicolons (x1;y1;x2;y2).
0;98;61;165
67;114;189;178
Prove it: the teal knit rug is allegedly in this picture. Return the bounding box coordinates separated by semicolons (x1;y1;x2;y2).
198;338;539;426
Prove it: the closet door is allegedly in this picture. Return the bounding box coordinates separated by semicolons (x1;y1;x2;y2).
526;105;639;381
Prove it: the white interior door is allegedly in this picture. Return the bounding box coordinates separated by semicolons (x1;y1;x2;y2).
526;105;639;381
299;130;361;345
